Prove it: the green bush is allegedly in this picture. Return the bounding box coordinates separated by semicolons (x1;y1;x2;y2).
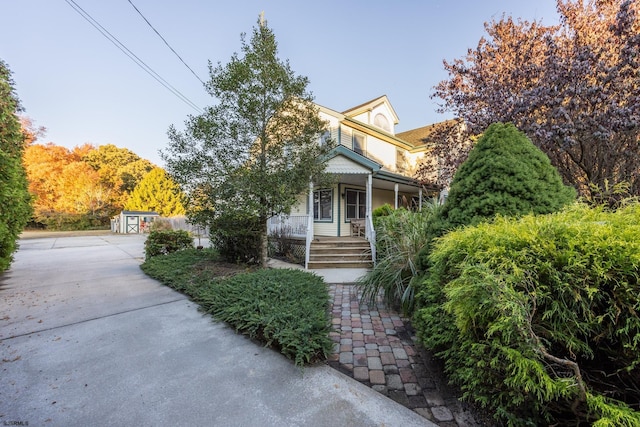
144;230;193;259
416;123;575;273
141;248;218;293
210;211;262;264
413;203;640;426
358;199;441;314
34;212;110;231
1;60;33;271
372;203;393;220
141;250;333;367
195;268;333;366
439;122;575;229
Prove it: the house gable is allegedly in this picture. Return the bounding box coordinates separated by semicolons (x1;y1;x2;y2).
325;156;373;175
325;145;381;174
316;96;463;178
342;95;400;135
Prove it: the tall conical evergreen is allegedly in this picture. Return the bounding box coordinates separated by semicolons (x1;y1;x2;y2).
0;60;32;270
438;122;575;230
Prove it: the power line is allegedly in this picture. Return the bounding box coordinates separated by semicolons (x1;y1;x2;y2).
127;0;206;86
64;0;203;114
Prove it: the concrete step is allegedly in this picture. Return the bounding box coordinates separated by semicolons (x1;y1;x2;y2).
311;242;369;249
309;253;371;262
311;246;370;254
308;238;372;269
308;260;373;269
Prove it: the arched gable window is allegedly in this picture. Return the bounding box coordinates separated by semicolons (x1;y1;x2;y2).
374;113;391;132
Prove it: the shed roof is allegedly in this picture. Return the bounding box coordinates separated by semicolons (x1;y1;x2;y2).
121;210;160;216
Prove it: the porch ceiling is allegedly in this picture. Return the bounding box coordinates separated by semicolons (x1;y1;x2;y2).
336;173;420;193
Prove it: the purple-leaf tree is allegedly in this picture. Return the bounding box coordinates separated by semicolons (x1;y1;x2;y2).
428;0;640;203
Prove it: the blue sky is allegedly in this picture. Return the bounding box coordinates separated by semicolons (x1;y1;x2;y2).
1;1;559;165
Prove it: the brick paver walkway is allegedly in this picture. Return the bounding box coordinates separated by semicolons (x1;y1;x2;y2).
327;284;480;426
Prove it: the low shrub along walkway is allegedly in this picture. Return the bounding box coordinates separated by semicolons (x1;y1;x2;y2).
141;249;334;367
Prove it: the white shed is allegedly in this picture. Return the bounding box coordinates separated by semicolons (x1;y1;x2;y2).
112;210;159;234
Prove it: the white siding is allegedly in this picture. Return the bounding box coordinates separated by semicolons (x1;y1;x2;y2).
313;184;339;237
290;193;307;215
325;156;372;174
340;124;352;149
351;111;370;124
366;136;396;170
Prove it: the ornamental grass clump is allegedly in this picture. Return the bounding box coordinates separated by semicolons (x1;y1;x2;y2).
358;198;441;315
413;203;640;426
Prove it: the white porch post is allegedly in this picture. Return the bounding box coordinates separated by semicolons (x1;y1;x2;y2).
366;173;376;265
367;173;373;223
306;180;314;269
394;183;399;209
419;187;423;211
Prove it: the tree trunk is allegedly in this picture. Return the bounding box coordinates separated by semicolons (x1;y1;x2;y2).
260;216;269;267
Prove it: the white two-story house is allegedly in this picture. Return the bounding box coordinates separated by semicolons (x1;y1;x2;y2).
268;95;439;269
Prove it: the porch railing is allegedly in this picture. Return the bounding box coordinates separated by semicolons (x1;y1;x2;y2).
267;214;309;239
366;215;376;266
306;214;314;269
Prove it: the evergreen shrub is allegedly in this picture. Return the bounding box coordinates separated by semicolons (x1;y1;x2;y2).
1;60;33;270
372;203;393;220
195;268;333;366
413;203;640;426
210;211;262;264
144;230;193;259
416;123;575;272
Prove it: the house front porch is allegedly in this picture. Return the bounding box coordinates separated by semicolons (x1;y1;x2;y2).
267;215;373;269
267;146;426;269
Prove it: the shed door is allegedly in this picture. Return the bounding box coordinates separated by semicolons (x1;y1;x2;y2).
126;216;139;233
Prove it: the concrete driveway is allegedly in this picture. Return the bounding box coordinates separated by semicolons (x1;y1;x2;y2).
0;234;432;426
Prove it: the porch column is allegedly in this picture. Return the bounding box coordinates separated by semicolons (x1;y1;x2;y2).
419;187;423;211
306;180;314;269
367;173;373;218
367;172;376;264
394;183;399;209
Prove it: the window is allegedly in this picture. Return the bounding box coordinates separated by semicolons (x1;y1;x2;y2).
374;113;391;132
318;130;331;146
345;189;366;220
313;189;332;221
352;132;366;156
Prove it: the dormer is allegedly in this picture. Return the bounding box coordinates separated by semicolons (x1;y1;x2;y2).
342;95;400;135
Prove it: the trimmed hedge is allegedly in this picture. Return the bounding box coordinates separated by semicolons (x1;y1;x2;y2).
437;122;575;230
413;203;640;426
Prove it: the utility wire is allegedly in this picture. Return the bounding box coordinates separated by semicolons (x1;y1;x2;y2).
64;0;203;114
127;0;206;86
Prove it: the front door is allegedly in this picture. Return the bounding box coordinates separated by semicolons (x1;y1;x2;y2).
345;188;366;222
